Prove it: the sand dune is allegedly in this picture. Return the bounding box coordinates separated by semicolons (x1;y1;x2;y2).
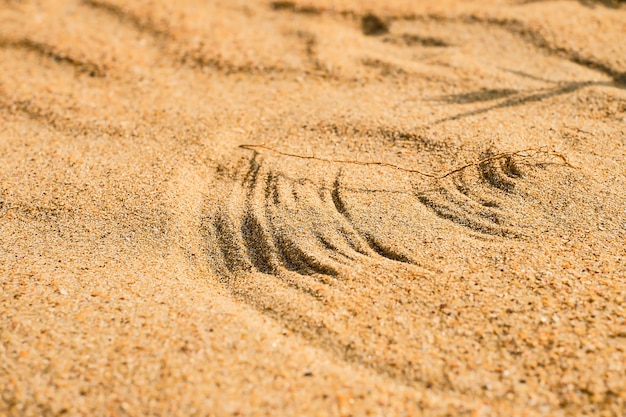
1;0;625;415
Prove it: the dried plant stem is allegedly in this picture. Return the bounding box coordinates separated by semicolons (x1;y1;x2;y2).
239;144;576;179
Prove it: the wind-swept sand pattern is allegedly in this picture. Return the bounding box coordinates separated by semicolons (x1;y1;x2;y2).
1;0;625;416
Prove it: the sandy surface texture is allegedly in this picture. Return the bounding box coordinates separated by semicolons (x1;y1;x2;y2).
1;0;626;416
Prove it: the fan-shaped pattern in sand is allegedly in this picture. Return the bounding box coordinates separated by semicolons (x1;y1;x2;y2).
213;148;577;279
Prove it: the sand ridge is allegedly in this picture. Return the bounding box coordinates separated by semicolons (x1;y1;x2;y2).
1;0;626;416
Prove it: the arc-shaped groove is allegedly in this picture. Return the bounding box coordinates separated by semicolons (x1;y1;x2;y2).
415;190;514;237
330;171;411;263
361;235;414;264
478;157;517;192
415;156;529;238
331;171;350;219
453;172;500;208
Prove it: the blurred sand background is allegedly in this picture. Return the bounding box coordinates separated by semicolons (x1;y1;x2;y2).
1;0;625;415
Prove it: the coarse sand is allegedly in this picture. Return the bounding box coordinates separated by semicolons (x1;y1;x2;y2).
1;0;625;415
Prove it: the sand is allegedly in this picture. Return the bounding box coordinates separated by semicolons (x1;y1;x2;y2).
1;0;625;415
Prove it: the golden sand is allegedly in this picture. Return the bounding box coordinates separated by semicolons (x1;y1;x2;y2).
1;0;625;415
